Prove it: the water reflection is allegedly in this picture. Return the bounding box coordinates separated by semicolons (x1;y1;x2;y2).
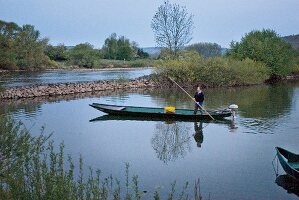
90;116;235;163
149;84;294;120
151;121;191;164
275;174;299;197
239;118;277;134
193;122;203;148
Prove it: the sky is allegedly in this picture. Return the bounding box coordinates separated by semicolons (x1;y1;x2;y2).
0;0;298;48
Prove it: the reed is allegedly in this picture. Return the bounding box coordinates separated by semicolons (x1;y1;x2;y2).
0;117;205;199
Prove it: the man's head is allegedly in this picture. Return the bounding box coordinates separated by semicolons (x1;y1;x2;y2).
196;84;202;91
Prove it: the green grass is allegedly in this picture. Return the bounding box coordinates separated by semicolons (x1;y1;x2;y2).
96;59;154;69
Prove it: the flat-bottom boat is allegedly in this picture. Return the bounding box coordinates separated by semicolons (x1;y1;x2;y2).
276;147;299;179
89;103;232;120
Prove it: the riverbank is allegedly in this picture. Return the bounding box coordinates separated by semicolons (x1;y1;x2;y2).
1;74;299;99
0;78;156;99
0;66;154;73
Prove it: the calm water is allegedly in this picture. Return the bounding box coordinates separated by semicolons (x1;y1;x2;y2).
1;81;299;199
0;67;153;88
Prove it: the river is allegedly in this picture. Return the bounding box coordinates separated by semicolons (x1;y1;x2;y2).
0;67;153;88
0;77;299;199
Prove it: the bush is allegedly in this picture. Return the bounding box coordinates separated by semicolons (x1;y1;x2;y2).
45;44;68;61
67;43;101;68
227;29;297;78
156;51;270;86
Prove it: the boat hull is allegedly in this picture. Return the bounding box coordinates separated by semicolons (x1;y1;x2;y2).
276;147;299;180
90;103;232;120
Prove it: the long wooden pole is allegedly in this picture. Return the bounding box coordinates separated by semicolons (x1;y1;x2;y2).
169;77;215;120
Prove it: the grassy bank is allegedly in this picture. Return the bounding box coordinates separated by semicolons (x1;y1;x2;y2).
96;59;154;68
0;117;201;199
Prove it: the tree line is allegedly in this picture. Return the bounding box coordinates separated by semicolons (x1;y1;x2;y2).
0;20;150;70
1;0;298;81
152;1;299;81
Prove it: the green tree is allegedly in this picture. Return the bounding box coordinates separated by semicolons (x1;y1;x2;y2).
101;33;136;60
116;36;134;60
136;48;149;59
186;42;222;58
45;44;68;61
0;20;20;69
14;25;51;70
102;33;118;59
131;41;149;59
227;29;297;78
67;43;100;68
0;20;52;70
151;0;194;56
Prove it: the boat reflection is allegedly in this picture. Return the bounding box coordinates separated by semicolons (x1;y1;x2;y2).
275;174;299;197
90;114;235;124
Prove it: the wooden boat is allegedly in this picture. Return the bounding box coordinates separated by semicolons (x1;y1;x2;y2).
276;147;299;179
89;103;232;120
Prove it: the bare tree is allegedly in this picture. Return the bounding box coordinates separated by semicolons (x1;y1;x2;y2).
151;1;194;55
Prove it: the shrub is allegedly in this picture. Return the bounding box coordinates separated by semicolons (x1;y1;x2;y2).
156;51;269;86
0;117;199;199
67;43;101;68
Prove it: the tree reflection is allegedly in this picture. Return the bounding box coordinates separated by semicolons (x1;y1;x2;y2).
148;83;295;120
151;121;191;164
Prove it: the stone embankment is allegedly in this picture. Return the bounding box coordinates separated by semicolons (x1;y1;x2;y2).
0;78;156;99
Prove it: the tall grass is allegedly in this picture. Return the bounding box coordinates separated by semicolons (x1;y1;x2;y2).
155;51;270;87
0;117;203;199
98;59;153;68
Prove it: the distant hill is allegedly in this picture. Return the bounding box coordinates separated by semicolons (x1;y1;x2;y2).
282;34;299;50
142;47;229;56
142;47;162;55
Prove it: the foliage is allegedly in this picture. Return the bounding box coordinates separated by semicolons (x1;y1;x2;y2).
0;117;201;199
227;29;297;78
67;43;101;68
151;0;194;55
156;50;270;86
136;48;149;59
186;42;222;58
101;33;147;61
0;20;53;70
45;44;68;61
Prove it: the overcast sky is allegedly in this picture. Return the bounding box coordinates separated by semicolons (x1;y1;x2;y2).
1;0;298;48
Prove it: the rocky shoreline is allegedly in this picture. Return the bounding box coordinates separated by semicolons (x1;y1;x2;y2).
1;73;298;100
0;78;156;99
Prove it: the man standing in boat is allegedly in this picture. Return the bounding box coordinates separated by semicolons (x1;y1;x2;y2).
193;84;204;114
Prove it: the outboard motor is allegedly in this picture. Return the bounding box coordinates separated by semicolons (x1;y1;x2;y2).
229;104;239;119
